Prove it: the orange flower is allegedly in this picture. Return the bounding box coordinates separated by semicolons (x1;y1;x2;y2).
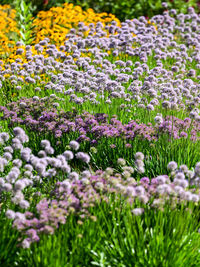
32;3;120;47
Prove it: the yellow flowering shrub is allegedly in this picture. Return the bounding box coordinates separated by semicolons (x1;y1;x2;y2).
32;3;120;46
0;5;21;59
0;3;121;66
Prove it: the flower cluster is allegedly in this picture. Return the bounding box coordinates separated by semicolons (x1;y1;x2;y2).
32;3;120;45
1;8;200;115
1;98;200;142
0;5;20;59
0;123;200;248
1;6;200;257
5;155;200;247
0;126;91;218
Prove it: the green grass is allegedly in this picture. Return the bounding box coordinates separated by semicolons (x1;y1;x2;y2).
10;198;200;267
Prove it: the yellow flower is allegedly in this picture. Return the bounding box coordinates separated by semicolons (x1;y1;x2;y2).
0;5;21;63
32;3;120;47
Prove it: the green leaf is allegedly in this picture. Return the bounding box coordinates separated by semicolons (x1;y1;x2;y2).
20;32;25;39
20;0;25;13
91;262;100;266
19;13;24;21
20;24;26;31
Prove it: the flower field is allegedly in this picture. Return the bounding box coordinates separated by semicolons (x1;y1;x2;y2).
1;2;200;266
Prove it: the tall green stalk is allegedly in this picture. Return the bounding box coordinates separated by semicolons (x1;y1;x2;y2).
13;0;36;45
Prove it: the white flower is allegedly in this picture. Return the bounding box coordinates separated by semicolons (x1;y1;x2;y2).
139;194;149;204
76;152;90;164
6;210;16;220
57;155;67;165
0;132;10;142
21;148;32;162
3;183;12;192
126;186;136;197
22;239;31;249
117;158;126;166
167;161;177;171
4;146;13;154
33;96;39;101
41;140;51;148
195;162;200;176
12;191;24;204
154;115;163;124
174;178;188;188
69;172;79;181
135;159;144;168
134;152;144;161
135;186;145;196
81;178;90;185
122;171;131;179
183;191;192;201
179;165;188;173
189;111;198;119
19;200;30;209
12;159;22;168
156;184;172;195
136;166;145;174
191;194;199;202
0;157;8;172
174;185;184;195
63;150;74;160
61;180;71;190
24;164;33;172
38;150;46;158
81;170;91;178
175;172;185;180
45;146;54;155
156;175;167;184
105;168;114;175
61;163;71;173
0;178;5;187
69;140;80;151
132;208;144;216
6;171;19;183
95;182;104;190
186;170;195;179
14;180;26;191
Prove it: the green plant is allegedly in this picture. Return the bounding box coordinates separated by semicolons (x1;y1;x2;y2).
45;0;200;21
13;0;36;45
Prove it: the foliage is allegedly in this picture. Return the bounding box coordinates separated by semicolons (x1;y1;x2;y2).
3;0;200;20
13;0;36;45
65;0;199;20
